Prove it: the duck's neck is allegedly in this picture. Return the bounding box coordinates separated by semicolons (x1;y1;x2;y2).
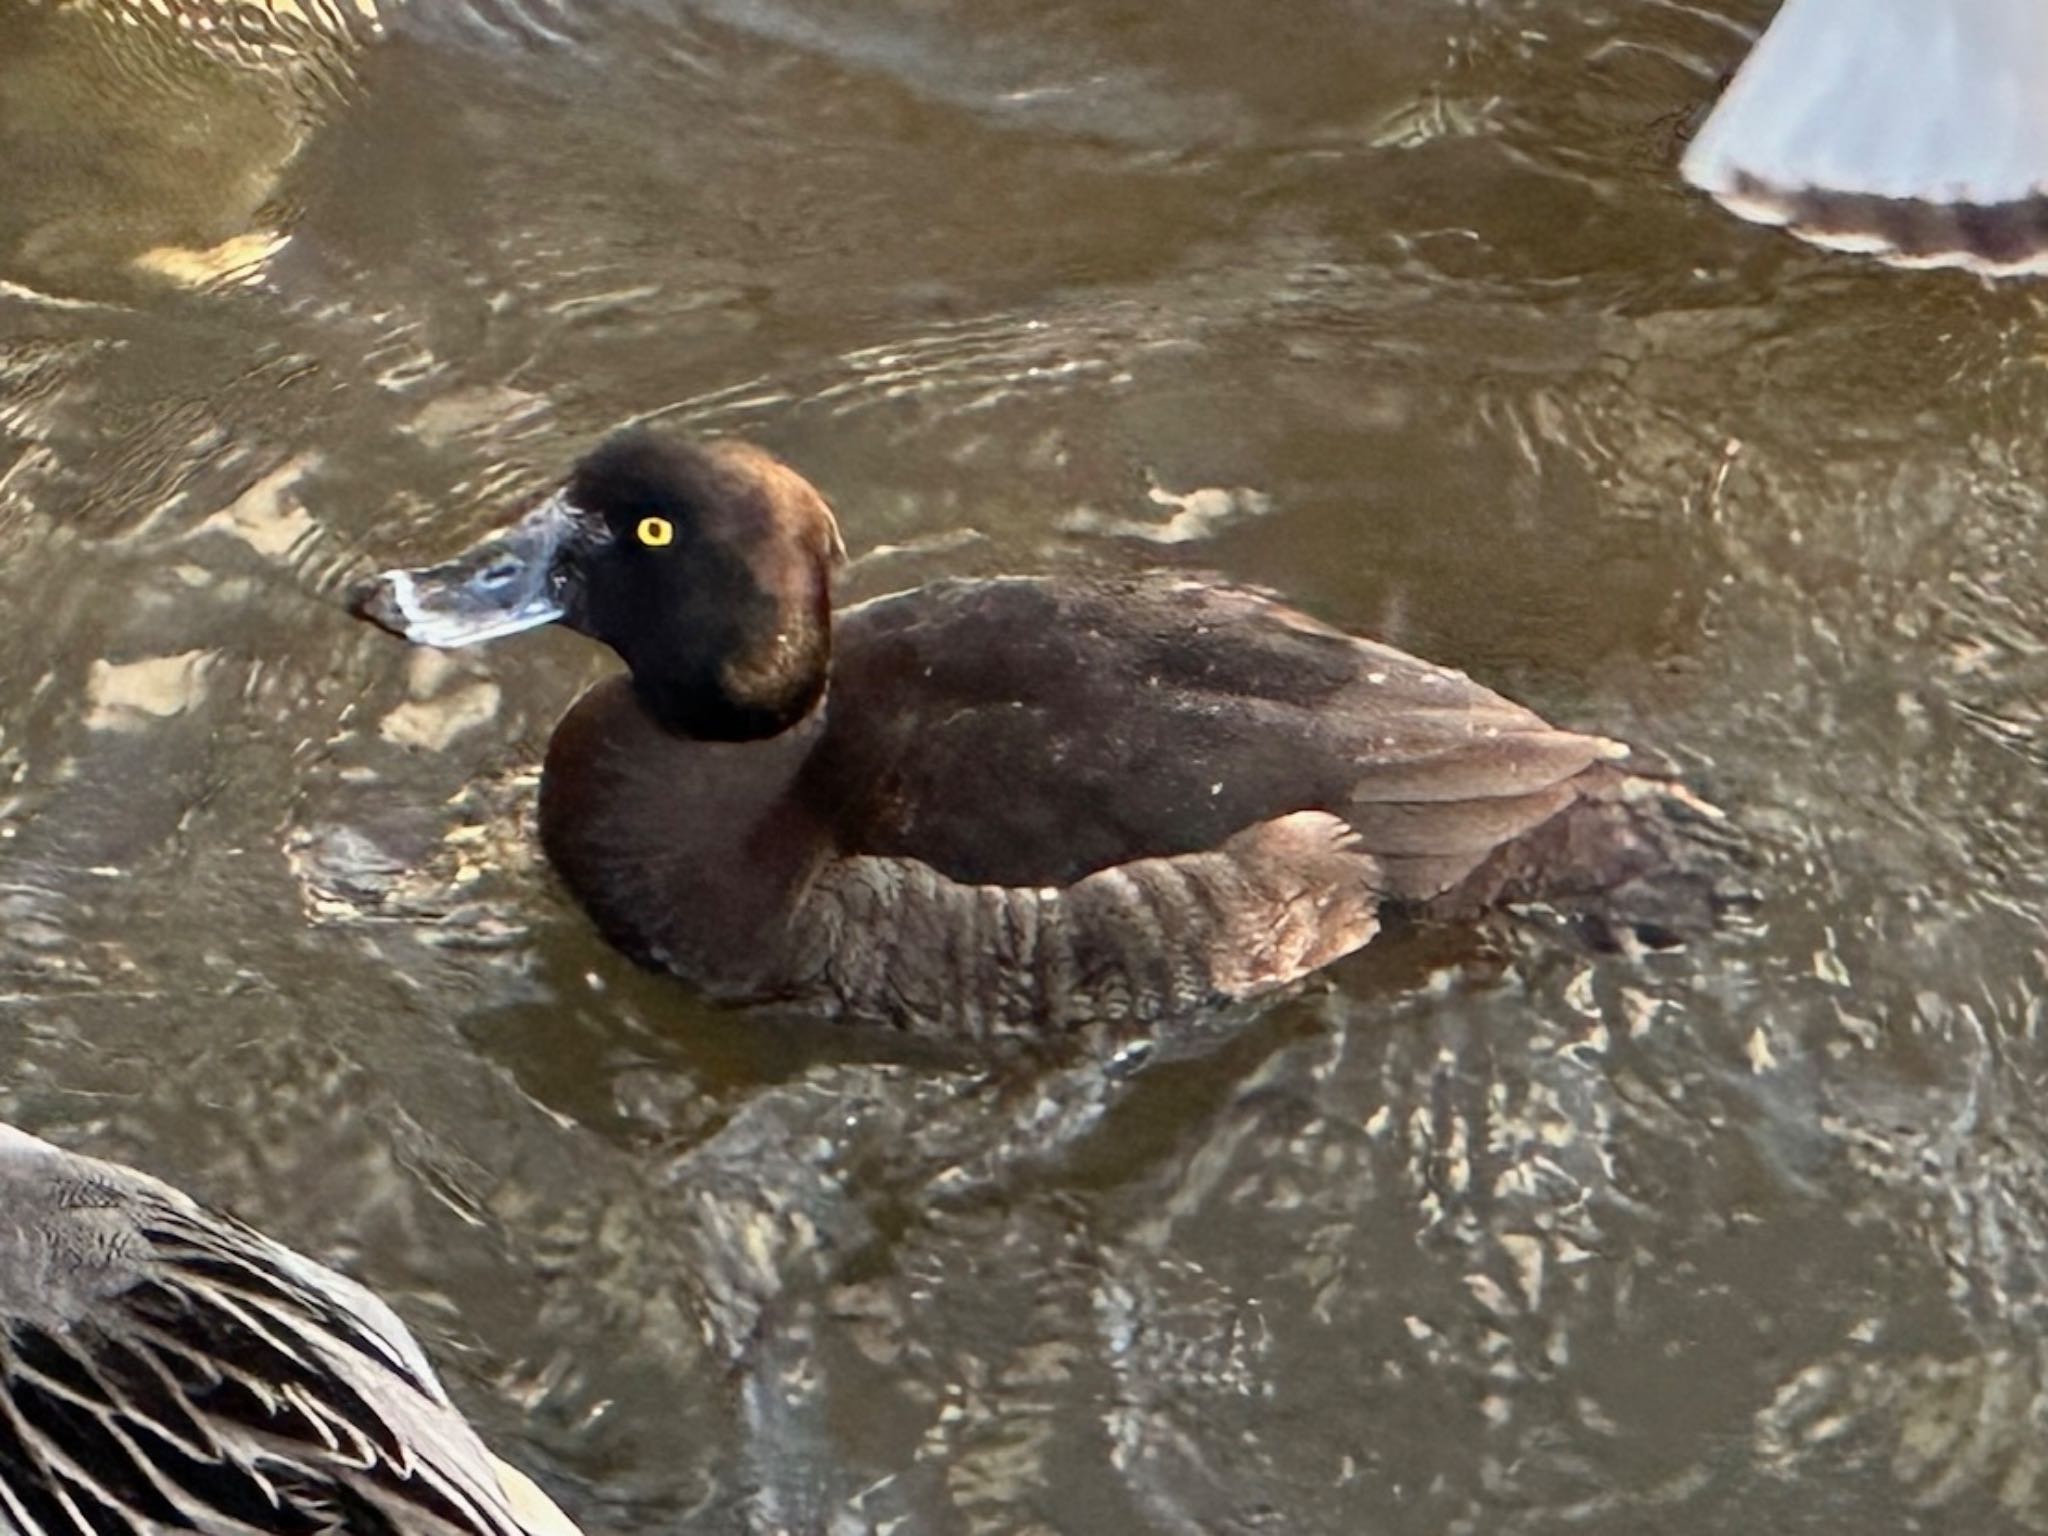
629;665;824;742
621;589;833;742
539;677;833;986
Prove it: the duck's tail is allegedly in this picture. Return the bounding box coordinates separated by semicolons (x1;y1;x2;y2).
1682;0;2048;276
1422;764;1752;950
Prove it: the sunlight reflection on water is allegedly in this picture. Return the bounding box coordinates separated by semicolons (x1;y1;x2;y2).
5;0;2048;1530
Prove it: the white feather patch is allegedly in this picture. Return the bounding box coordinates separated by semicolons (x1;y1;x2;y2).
1683;0;2048;270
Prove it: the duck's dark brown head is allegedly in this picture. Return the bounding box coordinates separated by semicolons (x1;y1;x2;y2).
350;429;846;741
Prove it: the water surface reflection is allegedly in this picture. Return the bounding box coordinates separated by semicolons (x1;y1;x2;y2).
4;0;2048;1530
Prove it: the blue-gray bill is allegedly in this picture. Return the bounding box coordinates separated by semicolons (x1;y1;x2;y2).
350;496;589;647
1682;0;2048;276
0;1123;584;1536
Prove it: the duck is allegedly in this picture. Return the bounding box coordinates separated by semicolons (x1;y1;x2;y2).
349;429;1728;1043
0;1121;583;1536
1681;0;2048;275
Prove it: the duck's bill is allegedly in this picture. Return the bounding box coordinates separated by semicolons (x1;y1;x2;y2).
349;496;592;647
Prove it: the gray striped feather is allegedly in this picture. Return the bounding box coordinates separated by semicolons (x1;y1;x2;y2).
0;1124;581;1536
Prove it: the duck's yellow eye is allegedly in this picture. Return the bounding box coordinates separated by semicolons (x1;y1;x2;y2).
636;516;674;548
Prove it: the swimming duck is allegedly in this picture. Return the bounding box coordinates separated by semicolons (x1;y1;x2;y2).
0;1122;582;1536
1682;0;2048;274
350;430;1722;1042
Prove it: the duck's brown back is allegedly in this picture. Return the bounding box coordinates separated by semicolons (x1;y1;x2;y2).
812;573;1631;903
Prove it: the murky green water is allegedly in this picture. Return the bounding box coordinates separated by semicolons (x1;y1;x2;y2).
5;0;2048;1530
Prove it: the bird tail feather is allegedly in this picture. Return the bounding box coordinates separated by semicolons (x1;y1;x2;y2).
1682;0;2048;274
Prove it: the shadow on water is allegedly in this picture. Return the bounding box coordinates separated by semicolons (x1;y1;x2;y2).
7;0;2048;1530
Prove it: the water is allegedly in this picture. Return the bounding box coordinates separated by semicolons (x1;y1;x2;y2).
5;0;2048;1530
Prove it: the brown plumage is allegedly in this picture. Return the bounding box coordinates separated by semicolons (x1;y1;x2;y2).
351;430;1733;1043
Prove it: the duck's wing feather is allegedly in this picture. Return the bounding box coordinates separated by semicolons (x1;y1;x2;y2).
778;810;1381;1043
0;1124;577;1536
1682;0;2048;274
821;574;1626;900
